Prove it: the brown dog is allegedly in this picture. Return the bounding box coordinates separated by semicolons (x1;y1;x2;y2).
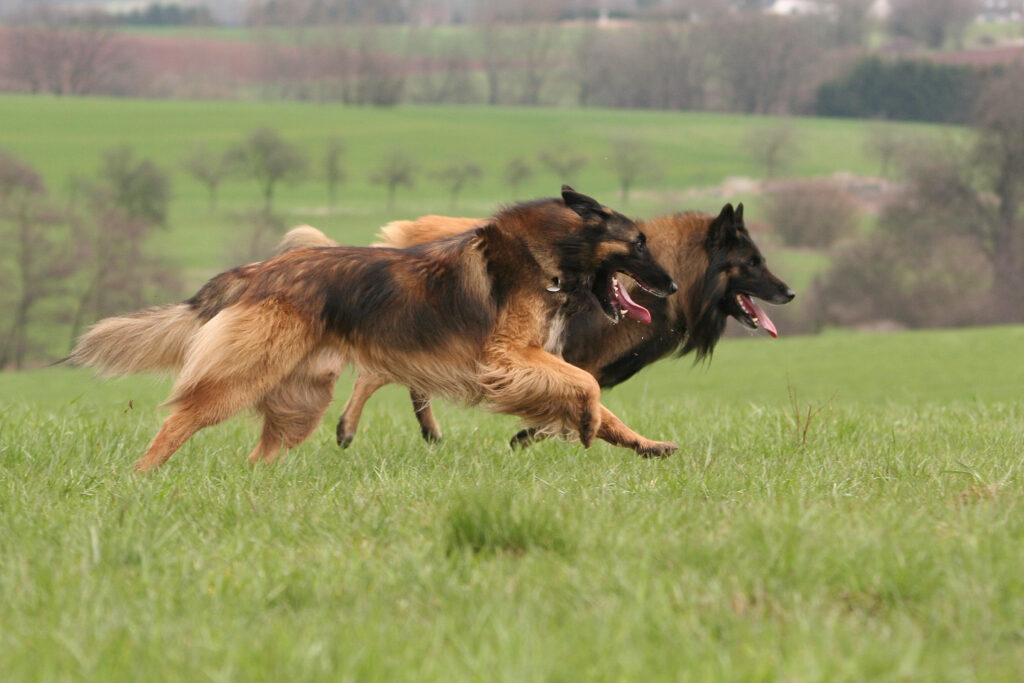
311;203;794;448
69;188;679;471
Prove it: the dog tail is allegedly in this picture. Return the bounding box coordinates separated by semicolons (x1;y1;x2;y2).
274;225;339;254
68;303;201;376
373;216;482;248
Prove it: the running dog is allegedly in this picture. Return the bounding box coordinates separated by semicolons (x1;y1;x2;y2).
311;203;794;448
69;188;679;471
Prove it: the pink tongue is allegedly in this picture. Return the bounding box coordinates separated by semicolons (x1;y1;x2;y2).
741;294;778;338
615;277;652;324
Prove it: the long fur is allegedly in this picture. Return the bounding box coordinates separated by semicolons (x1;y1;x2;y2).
329;207;794;447
71;192;679;471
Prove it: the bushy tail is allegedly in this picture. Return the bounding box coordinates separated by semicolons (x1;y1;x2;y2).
373;216;483;248
69;304;201;376
274;225;339;254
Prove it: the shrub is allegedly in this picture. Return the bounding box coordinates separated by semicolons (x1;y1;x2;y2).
764;181;860;248
815;57;982;123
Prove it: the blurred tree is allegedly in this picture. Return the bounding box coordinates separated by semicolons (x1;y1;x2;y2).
66;149;180;346
711;14;826;114
2;8;131;96
370;150;416;209
0;151;77;369
504;157;534;195
745;124;801;178
538;146;587;186
888;0;977;48
864;124;904;177
226;128;307;213
610;138;657;203
434;161;483;210
181;146;231;212
324;138;346;208
100;146;171;226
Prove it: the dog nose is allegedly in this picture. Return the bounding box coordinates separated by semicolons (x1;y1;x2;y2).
668;281;678;294
784;288;795;302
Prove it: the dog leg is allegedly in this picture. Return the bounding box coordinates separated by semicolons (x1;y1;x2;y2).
509;427;551;449
410;389;442;443
596;406;677;457
251;349;341;463
337;372;386;448
134;300;317;472
481;346;602;447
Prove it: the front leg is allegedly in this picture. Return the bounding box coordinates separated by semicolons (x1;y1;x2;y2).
596;406;677;457
481;345;603;446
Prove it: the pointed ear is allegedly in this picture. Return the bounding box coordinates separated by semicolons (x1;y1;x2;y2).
708;203;738;247
734;202;744;223
561;186;603;219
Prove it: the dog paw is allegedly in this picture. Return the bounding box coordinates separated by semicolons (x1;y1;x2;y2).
509;427;538;449
636;440;677;458
336;432;354;449
421;426;443;444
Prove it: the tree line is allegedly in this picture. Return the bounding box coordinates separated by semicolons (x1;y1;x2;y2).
0;128;664;369
0;0;999;121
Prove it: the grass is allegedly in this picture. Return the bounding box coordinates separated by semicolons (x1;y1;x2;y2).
2;325;1023;679
0;94;950;277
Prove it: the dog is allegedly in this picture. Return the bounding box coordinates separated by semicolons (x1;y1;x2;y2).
69;187;679;472
305;203;794;448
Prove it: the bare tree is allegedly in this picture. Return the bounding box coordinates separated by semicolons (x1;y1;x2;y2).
610;138;657;203
434;161;483;209
888;0;978;48
181;146;231;212
538;146;587;186
100;146;171;226
0;151;77;369
813;67;1024;327
764;181;859;248
324;137;346;208
370;150;416;209
711;14;826;114
226;128;307;213
504;157;534;194
745;124;801;178
66;150;180;346
864;124;904;178
2;9;132;95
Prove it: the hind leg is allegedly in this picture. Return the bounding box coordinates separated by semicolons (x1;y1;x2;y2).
249;348;341;464
336;372;386;448
134;300;317;473
410;389;442;443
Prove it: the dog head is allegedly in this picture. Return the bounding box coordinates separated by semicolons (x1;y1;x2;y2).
704;203;794;338
558;186;677;324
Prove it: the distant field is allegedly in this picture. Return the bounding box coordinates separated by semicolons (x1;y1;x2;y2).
0;94;951;276
1;325;1022;680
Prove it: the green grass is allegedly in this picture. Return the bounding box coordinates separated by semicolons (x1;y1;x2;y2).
0;94;950;277
2;325;1023;680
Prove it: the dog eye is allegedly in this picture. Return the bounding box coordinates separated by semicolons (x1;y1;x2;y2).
634;236;646;252
746;257;760;268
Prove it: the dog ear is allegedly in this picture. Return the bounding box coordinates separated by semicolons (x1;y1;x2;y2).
708;203;738;247
734;203;744;223
561;185;604;220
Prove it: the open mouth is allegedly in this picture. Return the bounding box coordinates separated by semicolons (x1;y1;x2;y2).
598;272;672;324
734;293;778;338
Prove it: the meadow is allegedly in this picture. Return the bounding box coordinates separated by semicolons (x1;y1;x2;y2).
2;95;1020;679
1;325;1023;680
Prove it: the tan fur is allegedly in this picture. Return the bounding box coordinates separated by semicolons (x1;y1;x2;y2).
75;199;674;472
332;215;688;455
68;304;201;376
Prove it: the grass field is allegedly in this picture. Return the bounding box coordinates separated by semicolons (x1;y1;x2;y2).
1;325;1023;680
0;94;952;276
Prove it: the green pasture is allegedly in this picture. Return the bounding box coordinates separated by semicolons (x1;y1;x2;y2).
0;94;951;278
1;325;1022;680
